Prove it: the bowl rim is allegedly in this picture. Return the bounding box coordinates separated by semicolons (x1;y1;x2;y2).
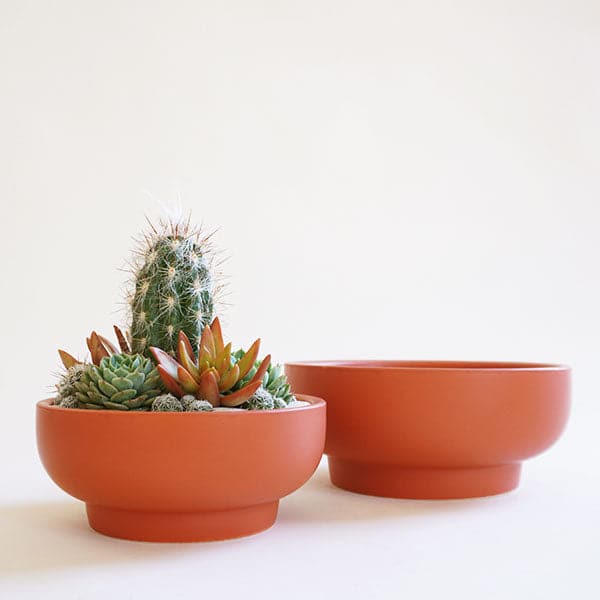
284;360;570;372
37;393;325;415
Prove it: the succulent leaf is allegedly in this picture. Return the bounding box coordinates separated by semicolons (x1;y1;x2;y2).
97;334;119;355
111;389;137;403
218;363;240;392
220;380;262;407
113;325;131;354
198;370;220;406
178;339;200;380
86;332;111;366
156;365;185;396
58;350;80;369
199;324;216;359
177;366;200;394
248;355;271;386
235;339;260;379
150;347;180;378
178;330;195;362
211;317;225;356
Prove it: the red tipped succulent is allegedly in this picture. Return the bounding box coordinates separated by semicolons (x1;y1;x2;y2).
58;326;131;368
150;317;270;407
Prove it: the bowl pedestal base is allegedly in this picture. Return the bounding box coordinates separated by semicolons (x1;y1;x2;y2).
328;458;521;499
86;501;279;542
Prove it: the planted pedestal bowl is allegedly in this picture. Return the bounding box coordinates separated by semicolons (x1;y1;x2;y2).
37;395;325;542
284;361;570;499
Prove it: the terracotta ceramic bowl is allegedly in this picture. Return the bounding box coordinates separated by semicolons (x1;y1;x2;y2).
284;361;570;499
37;395;325;542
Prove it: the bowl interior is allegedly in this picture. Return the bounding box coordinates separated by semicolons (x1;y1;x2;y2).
38;393;325;413
285;360;568;371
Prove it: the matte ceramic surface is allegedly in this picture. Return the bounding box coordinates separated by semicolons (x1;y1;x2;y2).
284;361;570;499
37;395;326;542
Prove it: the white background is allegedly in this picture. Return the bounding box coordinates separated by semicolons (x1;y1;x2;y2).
1;1;599;598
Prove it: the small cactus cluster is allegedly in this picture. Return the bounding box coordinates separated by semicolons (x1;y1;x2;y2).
55;363;86;408
242;387;287;411
152;394;214;412
53;215;297;412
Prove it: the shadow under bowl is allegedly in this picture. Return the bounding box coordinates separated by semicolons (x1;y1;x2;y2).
284;361;570;500
36;395;326;542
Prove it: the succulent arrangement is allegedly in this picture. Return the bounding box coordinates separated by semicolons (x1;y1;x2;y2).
53;216;297;412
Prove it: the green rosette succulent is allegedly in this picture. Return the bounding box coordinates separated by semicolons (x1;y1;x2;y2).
232;350;296;405
73;353;162;410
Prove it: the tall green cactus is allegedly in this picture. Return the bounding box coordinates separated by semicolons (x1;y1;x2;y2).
130;220;215;356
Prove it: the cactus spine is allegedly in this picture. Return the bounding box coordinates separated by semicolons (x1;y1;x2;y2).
130;220;216;356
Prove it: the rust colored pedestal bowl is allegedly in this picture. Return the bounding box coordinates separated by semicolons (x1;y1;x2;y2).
284;361;570;499
37;395;325;542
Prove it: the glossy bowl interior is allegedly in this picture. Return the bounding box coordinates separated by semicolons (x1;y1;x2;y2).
285;361;570;499
37;394;326;541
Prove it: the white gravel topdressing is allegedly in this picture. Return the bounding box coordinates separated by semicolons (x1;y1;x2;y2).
286;399;310;408
213;399;310;412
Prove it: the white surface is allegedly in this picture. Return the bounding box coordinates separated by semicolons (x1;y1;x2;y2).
1;451;598;600
1;1;599;598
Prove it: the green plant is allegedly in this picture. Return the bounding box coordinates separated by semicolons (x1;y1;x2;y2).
72;354;162;410
241;387;288;410
57;395;80;409
55;363;86;407
129;219;216;357
56;326;132;407
151;317;271;407
181;395;214;412
51;216;298;413
151;393;214;412
232;350;296;405
152;393;184;412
